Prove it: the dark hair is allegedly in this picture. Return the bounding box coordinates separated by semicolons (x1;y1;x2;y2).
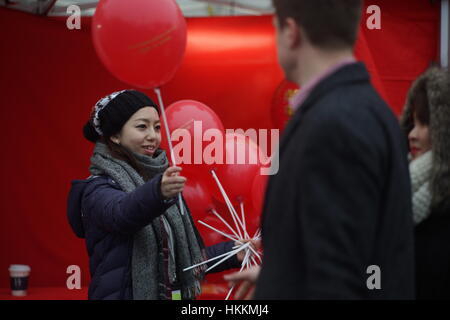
272;0;363;50
409;80;430;126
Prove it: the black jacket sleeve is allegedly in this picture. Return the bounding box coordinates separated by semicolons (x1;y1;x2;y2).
82;174;174;235
205;241;241;274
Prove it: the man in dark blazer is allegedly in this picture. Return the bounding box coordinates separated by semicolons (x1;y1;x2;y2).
226;0;415;299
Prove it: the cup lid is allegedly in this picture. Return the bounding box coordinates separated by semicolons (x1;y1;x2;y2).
9;264;31;272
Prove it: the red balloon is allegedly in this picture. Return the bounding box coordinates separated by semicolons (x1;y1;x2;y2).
183;178;214;221
243;206;261;239
207;198;238;234
271;79;299;132
211;197;260;239
210;133;262;204
251;172;269;218
195;216;230;248
160;100;225;172
92;0;187;88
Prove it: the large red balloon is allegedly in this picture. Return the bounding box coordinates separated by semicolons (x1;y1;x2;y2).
195;216;230;248
160;100;225;171
251;172;269;218
210;133;262;204
211;197;260;239
92;0;187;88
271;79;299;133
183;178;214;221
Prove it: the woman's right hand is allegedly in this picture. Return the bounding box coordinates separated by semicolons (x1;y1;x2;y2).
160;166;186;200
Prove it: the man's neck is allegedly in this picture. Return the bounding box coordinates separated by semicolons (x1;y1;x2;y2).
295;48;355;87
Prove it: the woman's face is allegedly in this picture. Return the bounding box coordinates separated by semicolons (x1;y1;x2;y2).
111;107;161;157
408;113;431;160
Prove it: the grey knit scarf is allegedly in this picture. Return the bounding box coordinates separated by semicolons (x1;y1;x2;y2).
410;151;433;225
89;142;207;300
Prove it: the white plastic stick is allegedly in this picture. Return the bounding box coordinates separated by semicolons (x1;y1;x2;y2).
242;248;251;269
248;246;262;262
240;201;248;238
253;228;261;240
211;209;240;240
183;245;243;272
211;170;247;238
197;220;241;244
205;242;250;273
216;179;247;238
225;285;235;300
210;170;242;233
154;87;184;216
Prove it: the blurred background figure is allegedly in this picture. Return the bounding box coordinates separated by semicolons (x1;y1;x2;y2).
401;67;450;300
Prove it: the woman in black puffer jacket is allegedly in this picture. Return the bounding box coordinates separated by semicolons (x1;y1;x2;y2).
67;90;252;300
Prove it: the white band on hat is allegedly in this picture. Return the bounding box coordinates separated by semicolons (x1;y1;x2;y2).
92;90;128;136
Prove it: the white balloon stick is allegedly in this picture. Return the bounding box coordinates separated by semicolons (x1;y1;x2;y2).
240;201;247;237
154;87;184;216
183;244;244;272
210;169;248;238
211;209;240;240
197;220;241;244
205;242;251;273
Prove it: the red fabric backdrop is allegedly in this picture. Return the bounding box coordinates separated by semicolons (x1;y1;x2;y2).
0;0;439;291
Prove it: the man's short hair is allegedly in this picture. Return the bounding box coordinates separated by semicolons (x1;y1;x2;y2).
272;0;363;50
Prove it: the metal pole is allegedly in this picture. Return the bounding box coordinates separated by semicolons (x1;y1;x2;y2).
441;0;449;69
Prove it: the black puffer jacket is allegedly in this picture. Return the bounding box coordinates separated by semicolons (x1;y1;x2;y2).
67;174;239;300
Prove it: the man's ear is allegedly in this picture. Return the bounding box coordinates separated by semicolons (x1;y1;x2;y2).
285;17;301;49
110;134;120;145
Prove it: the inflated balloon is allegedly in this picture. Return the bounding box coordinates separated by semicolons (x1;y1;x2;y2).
92;0;187;88
251;172;269;217
208;198;239;234
242;205;261;238
211;195;260;238
271;79;299;132
210;133;262;204
160;100;225;171
183;178;214;221
195;216;230;248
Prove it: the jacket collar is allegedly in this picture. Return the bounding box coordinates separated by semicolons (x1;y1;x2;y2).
279;62;370;157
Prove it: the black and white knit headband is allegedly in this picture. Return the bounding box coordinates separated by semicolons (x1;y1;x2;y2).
92;89;127;136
